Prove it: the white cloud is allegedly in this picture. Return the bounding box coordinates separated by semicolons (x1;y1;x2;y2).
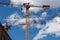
5;12;47;29
14;18;26;26
36;24;45;29
4;11;48;29
4;12;21;24
33;16;60;40
40;12;47;19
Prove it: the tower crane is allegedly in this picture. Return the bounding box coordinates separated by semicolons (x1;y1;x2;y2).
23;2;50;40
0;0;50;40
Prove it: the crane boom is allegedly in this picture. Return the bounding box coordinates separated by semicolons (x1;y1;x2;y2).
0;1;11;5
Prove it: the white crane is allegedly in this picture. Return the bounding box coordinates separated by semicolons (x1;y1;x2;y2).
0;0;50;40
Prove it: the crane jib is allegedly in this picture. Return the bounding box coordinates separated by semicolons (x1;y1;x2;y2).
0;2;10;5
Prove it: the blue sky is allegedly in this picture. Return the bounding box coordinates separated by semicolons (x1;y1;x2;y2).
0;0;60;40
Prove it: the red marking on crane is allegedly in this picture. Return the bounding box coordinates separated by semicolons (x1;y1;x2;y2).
5;23;9;31
5;23;11;31
42;5;50;9
26;3;30;10
33;21;38;24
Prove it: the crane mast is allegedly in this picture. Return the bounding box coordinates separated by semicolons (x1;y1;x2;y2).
26;3;30;40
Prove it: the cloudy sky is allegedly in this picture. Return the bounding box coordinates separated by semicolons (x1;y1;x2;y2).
0;0;60;40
